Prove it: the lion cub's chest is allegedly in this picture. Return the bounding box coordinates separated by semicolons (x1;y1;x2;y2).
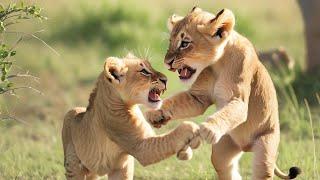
72;124;129;175
94;136;130;175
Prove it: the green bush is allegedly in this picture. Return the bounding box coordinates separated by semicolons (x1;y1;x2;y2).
0;2;46;95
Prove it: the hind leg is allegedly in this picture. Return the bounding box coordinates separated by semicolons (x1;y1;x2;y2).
211;135;243;180
64;144;92;180
252;132;279;180
108;156;134;180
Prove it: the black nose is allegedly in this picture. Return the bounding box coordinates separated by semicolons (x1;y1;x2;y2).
167;58;174;68
159;76;167;85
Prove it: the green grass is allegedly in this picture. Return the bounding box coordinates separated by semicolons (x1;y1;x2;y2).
0;0;319;179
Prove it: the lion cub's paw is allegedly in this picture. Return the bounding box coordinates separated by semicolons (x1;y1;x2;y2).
145;109;171;128
175;121;201;160
199;122;224;144
189;135;201;149
176;135;201;160
177;146;193;160
177;121;200;138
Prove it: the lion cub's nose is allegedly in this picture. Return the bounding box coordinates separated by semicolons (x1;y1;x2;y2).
167;58;174;67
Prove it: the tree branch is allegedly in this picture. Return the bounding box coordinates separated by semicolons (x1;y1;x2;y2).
4;30;60;56
7;73;40;83
0;86;43;95
0;114;28;125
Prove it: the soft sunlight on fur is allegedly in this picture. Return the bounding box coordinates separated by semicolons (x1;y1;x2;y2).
62;54;201;180
146;7;301;180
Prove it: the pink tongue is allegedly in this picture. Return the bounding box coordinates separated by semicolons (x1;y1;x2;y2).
180;68;190;78
149;92;159;100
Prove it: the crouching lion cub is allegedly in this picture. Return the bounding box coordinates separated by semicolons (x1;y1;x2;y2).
62;54;201;180
146;7;301;180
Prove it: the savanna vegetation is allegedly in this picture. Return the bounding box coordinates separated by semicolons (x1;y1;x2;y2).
0;0;319;179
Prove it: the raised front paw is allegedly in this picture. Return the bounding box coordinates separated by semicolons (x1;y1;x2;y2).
145;109;171;128
199;122;224;144
176;122;200;149
176;135;202;161
176;121;201;160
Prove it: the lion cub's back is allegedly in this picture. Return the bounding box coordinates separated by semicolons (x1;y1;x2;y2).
62;107;86;152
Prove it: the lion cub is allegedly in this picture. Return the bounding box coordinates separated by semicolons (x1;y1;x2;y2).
146;7;301;180
62;54;200;180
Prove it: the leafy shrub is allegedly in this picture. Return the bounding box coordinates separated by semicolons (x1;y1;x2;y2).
0;2;46;95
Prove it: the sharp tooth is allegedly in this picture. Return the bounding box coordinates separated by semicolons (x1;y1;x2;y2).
181;68;188;77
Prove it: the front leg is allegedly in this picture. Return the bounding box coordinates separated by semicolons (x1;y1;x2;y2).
130;121;201;166
200;55;252;144
200;98;248;144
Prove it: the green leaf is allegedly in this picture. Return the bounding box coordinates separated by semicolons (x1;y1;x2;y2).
0;21;5;33
1;73;7;81
9;3;16;10
10;51;16;56
0;50;8;58
7;82;13;88
5;63;12;72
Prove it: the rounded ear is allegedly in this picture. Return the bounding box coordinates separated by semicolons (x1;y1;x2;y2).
167;14;184;32
197;9;235;38
104;57;128;84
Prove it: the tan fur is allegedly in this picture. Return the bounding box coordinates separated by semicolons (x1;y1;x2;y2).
147;7;300;180
62;55;201;180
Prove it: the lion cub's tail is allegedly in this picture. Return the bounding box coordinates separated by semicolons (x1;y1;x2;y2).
274;164;301;179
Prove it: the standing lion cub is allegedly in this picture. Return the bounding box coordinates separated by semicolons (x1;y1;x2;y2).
62;54;201;180
146;7;301;180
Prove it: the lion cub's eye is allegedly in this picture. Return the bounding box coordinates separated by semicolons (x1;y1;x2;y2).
139;69;151;76
179;40;190;49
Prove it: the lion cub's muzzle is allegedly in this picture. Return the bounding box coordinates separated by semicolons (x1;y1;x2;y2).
164;51;179;72
148;74;167;103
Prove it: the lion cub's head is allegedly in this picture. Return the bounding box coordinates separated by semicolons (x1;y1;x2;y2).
165;7;235;84
104;53;167;109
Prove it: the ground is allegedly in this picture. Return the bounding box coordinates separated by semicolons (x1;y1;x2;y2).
0;0;319;179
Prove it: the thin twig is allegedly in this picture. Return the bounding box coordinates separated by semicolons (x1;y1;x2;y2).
30;33;60;56
7;73;40;83
4;30;60;56
0;114;29;125
1;86;43;95
9;35;23;51
4;22;18;27
3;14;22;20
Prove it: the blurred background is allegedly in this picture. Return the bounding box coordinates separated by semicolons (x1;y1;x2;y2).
0;0;319;179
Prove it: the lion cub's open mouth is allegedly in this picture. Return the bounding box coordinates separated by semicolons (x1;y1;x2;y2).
148;88;163;103
178;66;196;80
